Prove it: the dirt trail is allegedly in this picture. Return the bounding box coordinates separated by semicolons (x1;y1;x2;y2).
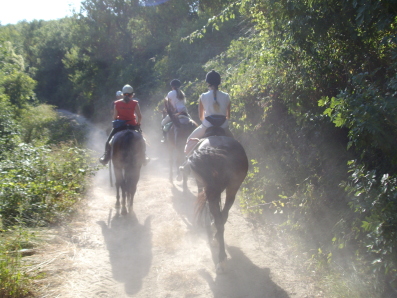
28;126;322;298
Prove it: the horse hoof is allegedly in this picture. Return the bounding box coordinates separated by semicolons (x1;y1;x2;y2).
211;238;219;247
216;260;227;274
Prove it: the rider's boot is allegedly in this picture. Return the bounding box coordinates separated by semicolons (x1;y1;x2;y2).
161;129;166;143
99;150;111;165
143;154;150;166
99;143;111;165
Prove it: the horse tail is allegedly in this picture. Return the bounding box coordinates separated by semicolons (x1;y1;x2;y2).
189;148;229;216
195;187;207;219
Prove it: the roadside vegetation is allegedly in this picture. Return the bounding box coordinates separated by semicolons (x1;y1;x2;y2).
0;36;98;296
1;0;397;296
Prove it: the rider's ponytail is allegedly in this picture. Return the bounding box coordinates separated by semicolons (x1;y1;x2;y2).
176;88;186;101
213;85;220;112
205;70;221;112
170;79;185;101
124;94;131;102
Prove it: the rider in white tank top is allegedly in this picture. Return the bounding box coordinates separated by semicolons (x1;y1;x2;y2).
184;70;233;155
161;79;190;127
200;90;230;129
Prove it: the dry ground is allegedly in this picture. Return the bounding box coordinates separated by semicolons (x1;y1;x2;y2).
25;124;324;298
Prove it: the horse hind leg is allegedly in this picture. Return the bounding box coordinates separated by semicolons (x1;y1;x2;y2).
128;170;141;212
121;178;128;215
221;183;240;225
114;168;123;209
207;195;227;274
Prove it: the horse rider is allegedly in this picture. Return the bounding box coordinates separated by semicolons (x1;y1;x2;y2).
161;79;191;142
183;70;234;156
99;84;150;166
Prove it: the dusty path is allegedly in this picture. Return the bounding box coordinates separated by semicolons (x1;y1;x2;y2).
29;126;322;298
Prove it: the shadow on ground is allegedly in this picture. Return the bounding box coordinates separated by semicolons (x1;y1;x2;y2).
199;245;290;298
97;212;152;296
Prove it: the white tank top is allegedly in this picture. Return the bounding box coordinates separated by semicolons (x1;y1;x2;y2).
167;90;187;113
200;90;230;128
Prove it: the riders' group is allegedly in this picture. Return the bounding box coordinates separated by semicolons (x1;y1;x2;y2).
162;70;232;154
99;70;232;168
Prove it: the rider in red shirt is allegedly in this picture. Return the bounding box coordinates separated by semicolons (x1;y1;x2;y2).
99;84;149;165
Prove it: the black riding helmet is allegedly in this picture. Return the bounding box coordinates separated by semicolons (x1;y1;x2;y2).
205;70;221;86
170;79;181;88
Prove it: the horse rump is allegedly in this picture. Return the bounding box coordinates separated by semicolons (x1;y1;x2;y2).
188;147;230;216
112;129;144;166
187;136;248;272
111;129;144;215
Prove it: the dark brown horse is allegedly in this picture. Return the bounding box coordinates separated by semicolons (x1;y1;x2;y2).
111;127;145;215
163;101;197;191
187;135;248;273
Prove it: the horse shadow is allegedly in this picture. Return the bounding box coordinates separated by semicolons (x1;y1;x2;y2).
199;245;290;298
170;184;200;232
97;212;152;296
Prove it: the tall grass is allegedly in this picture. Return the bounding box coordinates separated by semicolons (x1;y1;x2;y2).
0;230;33;297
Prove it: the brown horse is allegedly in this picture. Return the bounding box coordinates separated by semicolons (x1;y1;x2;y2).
187;135;248;273
163;102;197;191
111;127;145;215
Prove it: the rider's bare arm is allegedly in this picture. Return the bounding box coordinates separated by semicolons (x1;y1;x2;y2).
113;106;118;120
199;99;204;121
135;104;142;125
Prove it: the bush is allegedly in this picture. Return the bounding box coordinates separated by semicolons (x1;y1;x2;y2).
0;142;98;228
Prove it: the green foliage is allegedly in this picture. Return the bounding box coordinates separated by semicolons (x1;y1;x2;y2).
0;40;36;111
0;142;97;228
17;104;58;145
321;71;397;172
46;114;89;146
1;70;37;111
344;161;397;277
0;25;100;297
0;98;20;159
204;0;397;293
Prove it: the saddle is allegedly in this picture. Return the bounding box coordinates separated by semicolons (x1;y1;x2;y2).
109;125;141;145
205;115;226;127
187;126;228;157
113;119;141;131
